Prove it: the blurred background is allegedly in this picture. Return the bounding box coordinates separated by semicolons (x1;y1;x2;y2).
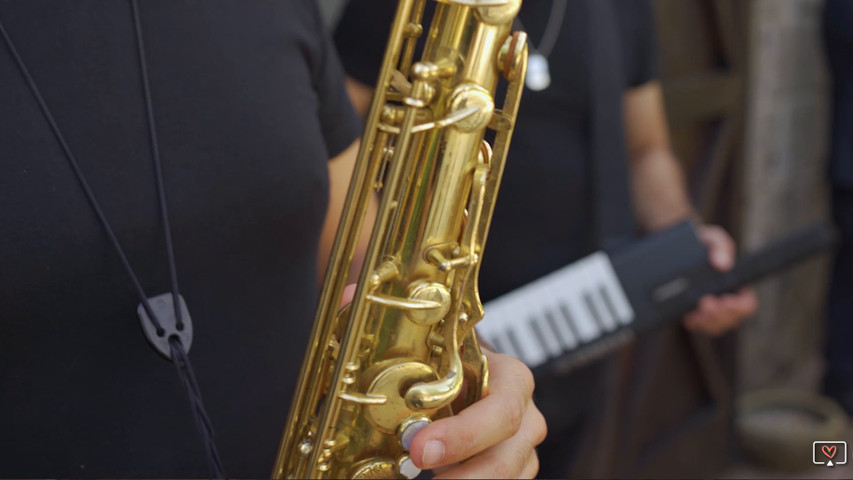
319;0;848;477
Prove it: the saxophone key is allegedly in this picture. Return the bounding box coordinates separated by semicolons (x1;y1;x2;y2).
397;416;431;450
404;281;451;326
363;361;440;433
398;455;420;479
348;457;399;479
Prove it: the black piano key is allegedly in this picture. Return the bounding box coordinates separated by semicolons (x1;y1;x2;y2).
544;309;574;350
558;302;585;344
599;286;623;325
528;316;553;358
506;327;529;365
583;291;612;332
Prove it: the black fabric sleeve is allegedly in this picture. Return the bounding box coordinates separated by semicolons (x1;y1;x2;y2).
304;0;363;158
615;0;661;88
333;0;399;88
824;0;853;48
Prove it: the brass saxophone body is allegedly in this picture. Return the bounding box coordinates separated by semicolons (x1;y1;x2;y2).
273;1;527;477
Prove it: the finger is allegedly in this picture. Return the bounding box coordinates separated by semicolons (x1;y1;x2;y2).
433;447;538;479
711;303;742;333
340;283;357;308
708;291;758;334
698;225;736;271
684;314;726;336
705;291;757;324
684;296;726;334
686;296;721;323
685;293;754;335
723;289;759;317
684;312;709;332
433;403;545;479
519;451;540;479
409;351;535;469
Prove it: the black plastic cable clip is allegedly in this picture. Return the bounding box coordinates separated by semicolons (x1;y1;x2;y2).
138;293;193;360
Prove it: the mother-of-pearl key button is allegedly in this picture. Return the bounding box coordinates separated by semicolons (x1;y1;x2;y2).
399;419;430;450
399;455;420;479
398;418;430;478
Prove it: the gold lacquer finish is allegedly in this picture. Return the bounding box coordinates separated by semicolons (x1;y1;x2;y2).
272;0;527;477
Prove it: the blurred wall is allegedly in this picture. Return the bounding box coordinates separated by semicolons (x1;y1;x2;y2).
738;0;831;391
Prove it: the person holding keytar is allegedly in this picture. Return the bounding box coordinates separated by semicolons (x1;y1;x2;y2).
333;0;758;476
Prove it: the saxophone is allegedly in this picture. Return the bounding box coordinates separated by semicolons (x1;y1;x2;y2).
273;1;527;477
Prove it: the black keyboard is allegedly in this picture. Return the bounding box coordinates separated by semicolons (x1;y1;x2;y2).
477;221;836;375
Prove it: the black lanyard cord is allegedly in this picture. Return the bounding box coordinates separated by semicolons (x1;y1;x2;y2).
513;0;567;58
0;4;225;476
129;2;224;475
170;335;225;476
0;17;164;333
130;0;184;332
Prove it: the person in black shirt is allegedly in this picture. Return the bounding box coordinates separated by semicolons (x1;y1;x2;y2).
822;0;853;414
334;0;758;476
0;1;545;477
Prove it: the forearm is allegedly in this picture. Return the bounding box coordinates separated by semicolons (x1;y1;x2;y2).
318;140;377;284
624;82;695;232
630;146;695;232
345;76;373;117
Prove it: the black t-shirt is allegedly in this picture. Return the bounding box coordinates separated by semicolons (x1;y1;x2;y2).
334;0;659;301
0;1;361;476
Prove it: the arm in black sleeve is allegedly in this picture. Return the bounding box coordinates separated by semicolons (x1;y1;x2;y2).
303;0;364;157
615;0;661;87
333;0;399;87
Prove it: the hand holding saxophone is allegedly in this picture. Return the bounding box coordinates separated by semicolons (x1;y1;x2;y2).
409;349;546;479
340;284;546;478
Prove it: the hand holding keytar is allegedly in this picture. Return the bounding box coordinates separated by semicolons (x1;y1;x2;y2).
477;221;837;375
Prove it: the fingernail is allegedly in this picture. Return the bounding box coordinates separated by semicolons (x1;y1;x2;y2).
422;440;445;468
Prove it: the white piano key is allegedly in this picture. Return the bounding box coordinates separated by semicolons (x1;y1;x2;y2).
479;301;529;363
563;254;614;339
537;278;580;350
587;289;617;332
563;295;600;343
544;278;588;343
598;286;625;326
578;261;620;331
479;297;516;343
479;251;636;362
491;331;517;359
543;308;578;350
506;322;548;367
484;334;498;352
529;314;564;358
503;327;529;364
555;302;579;340
592;254;634;325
